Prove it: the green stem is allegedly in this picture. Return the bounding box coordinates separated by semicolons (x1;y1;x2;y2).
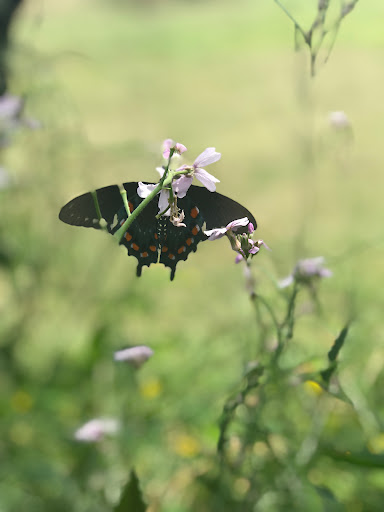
91;190;103;222
254;293;281;344
113;152;173;243
273;0;308;42
120;187;131;219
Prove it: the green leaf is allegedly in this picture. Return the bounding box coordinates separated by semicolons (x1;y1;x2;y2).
327;325;349;362
114;470;146;512
319;324;350;386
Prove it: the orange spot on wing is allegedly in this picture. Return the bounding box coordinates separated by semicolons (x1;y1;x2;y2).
168;253;175;260
162;246;168;252
149;245;157;252
125;232;132;241
190;207;199;219
128;201;134;213
140;251;148;258
131;243;139;251
154;233;158;240
178;246;186;254
186;237;193;246
192;225;200;236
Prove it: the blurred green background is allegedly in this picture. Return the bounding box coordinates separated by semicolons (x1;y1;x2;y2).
1;0;384;510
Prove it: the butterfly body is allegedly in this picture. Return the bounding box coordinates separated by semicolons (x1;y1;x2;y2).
59;182;256;280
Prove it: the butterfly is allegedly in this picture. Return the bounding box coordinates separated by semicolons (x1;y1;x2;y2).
59;182;257;280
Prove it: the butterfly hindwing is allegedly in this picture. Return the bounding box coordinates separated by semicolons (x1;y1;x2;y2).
158;197;206;281
110;188;159;277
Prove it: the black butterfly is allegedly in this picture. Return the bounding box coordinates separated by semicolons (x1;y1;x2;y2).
59;182;256;280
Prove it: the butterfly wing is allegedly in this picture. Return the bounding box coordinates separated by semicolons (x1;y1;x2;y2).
59;183;140;230
186;186;257;232
158;195;206;281
59;182;160;276
110;189;159;277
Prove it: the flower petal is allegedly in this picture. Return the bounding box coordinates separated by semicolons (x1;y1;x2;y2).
137;182;156;198
163;139;187;159
74;418;120;443
278;275;294;288
162;138;174;159
226;217;249;231
195;168;220;192
174;142;187;154
194;147;221;167
204;227;227;240
158;189;170;216
235;254;244;264
173;175;193;198
114;346;154;367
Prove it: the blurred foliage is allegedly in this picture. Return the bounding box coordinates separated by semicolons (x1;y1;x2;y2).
1;0;384;510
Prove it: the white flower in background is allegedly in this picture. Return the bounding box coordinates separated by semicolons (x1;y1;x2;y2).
114;345;154;368
329;111;350;129
279;257;332;288
74;418;120;442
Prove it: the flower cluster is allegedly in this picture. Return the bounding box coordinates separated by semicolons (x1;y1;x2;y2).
137;139;221;225
279;257;332;288
204;218;269;263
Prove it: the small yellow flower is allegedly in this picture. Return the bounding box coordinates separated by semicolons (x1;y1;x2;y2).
304;380;323;396
172;433;200;458
139;377;162;399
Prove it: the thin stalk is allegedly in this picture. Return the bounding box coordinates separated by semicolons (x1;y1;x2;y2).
113;152;174;243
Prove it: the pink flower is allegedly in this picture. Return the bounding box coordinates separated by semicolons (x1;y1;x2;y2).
204;217;249;241
163;139;187;159
279;257;332;288
114;346;154;368
137;179;171;216
235;239;270;263
174;147;221;197
74;418;120;442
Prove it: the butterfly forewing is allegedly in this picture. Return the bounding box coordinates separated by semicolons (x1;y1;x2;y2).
59;183;140;229
187;186;257;232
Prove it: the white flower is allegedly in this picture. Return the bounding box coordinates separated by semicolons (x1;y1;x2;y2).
174;147;221;197
137;179;171;216
204;217;249;241
329;111;350;129
74;418;120;442
114;345;154;368
162;139;187;159
279;257;332;288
